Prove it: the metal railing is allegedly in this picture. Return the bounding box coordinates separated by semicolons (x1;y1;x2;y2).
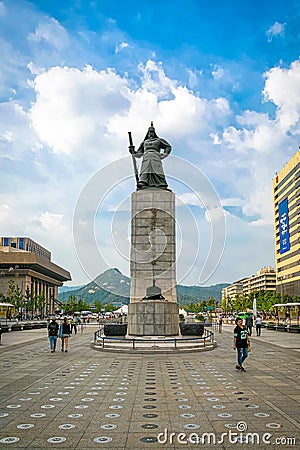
93;327;215;350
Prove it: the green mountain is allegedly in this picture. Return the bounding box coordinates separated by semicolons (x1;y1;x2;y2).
58;268;229;306
59;268;130;304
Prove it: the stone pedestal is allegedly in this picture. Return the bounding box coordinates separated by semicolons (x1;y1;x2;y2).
128;189;179;336
128;301;179;336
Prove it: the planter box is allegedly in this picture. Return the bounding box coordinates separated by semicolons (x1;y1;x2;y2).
11;324;22;331
266;325;275;330
104;324;128;336
23;323;34;330
288;327;300;333
179;323;204;336
1;324;10;332
275;326;286;332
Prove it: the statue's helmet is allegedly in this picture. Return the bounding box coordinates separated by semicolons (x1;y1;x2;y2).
148;121;155;132
145;121;157;139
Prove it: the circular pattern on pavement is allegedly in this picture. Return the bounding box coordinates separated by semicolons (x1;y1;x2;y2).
94;436;113;443
100;424;117;430
183;423;201;430
140;437;158;443
47;437;66;443
266;423;281;429
141;424;158;429
0;437;20;444
180;413;195;418
59;424;76;429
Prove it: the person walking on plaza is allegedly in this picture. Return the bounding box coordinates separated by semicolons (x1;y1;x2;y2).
233;317;251;372
245;313;253;336
48;317;59;353
71;316;77;335
60;317;71;352
255;315;262;336
218;314;223;333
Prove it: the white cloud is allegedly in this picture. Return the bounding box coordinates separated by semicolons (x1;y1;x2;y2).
115;42;129;53
266;21;286;42
176;192;204;207
219;60;300;228
28;17;69;50
107;60;231;147
263;59;300;132
0;130;13;143
29;65;131;160
211;65;224;80
37;211;68;234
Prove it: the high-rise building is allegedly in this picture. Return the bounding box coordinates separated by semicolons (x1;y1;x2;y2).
0;237;71;316
242;267;276;295
222;278;246;309
222;267;276;305
272;150;300;296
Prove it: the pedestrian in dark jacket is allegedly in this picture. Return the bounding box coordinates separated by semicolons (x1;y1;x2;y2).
48;317;59;353
245;314;253;336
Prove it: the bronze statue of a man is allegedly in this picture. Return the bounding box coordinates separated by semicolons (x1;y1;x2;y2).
128;122;172;190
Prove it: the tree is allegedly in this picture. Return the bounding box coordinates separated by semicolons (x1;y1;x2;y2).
6;279;23;314
94;300;104;312
61;295;90;314
36;292;46;316
24;287;35;318
104;303;118;312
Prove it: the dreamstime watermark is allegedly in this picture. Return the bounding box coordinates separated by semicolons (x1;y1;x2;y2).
157;422;297;445
72;155;226;291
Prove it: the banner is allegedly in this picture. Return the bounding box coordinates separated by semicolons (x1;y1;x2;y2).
253;297;257;317
278;198;290;254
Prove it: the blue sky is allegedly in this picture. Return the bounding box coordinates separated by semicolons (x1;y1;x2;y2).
0;0;299;287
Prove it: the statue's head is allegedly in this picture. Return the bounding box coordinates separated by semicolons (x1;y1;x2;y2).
145;121;158;139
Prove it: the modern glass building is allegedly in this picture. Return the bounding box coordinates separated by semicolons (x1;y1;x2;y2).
272;150;300;296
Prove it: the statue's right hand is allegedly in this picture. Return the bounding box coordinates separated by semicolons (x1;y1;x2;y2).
128;145;135;154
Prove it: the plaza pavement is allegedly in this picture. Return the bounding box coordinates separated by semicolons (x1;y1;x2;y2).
0;323;299;449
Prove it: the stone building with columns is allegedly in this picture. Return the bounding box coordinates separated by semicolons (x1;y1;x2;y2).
0;237;71;316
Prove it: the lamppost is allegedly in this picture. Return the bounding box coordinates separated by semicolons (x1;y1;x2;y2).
279;275;286;301
23;298;28;321
278;275;286;325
